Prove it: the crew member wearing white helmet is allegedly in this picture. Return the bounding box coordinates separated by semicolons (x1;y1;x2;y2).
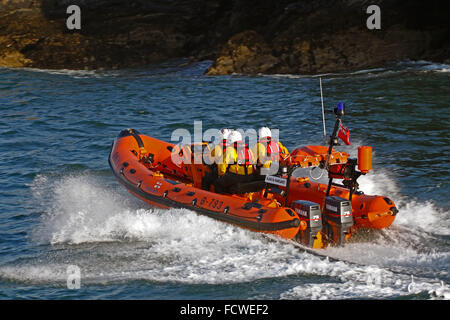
202;128;232;190
209;128;232;165
251;127;289;172
213;130;255;194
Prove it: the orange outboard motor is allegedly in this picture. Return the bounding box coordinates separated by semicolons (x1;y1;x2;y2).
358;146;372;174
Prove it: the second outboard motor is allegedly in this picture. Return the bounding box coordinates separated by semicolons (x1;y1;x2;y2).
323;196;353;246
292;200;322;248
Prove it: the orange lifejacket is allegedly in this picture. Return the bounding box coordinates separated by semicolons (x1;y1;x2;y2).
260;137;281;162
228;141;254;175
234;141;253;165
221;140;228;154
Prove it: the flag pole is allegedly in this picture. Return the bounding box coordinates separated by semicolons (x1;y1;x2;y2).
320;77;327;144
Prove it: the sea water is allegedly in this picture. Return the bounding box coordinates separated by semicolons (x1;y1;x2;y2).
0;60;448;299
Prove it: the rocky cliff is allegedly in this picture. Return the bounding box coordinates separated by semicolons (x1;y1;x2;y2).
1;0;449;74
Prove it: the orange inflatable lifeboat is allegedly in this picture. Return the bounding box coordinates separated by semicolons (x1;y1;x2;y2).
109;128;398;249
109;129;303;242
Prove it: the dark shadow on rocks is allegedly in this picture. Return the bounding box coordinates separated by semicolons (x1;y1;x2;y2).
0;0;449;72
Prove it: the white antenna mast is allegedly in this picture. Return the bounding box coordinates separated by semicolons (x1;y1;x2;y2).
320;77;327;144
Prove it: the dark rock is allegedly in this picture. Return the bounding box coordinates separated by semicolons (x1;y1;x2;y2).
207;0;450;75
0;0;226;69
206;30;279;75
0;0;449;73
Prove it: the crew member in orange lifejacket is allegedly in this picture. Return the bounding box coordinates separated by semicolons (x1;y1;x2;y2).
209;128;232;165
252;127;289;174
213;130;256;194
202;128;232;190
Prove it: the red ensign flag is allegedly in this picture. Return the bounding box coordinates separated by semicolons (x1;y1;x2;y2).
338;122;350;145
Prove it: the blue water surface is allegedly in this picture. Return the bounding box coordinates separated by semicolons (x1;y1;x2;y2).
0;60;449;299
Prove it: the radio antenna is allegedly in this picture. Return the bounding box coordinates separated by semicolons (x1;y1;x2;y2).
320;77;327;144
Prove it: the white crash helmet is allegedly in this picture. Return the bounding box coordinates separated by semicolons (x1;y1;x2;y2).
228;130;243;144
220;128;232;140
258;127;272;139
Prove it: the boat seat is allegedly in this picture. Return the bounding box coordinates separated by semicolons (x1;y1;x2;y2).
227;180;267;194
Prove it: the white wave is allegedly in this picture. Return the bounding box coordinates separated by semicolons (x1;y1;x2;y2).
263;60;450;80
1;173;448;300
320;241;449;279
420;67;450;73
394;200;450;236
12;67;120;79
263;70;382;80
0;264;70;284
356;169;450;236
395;59;450;68
281;277;450;300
